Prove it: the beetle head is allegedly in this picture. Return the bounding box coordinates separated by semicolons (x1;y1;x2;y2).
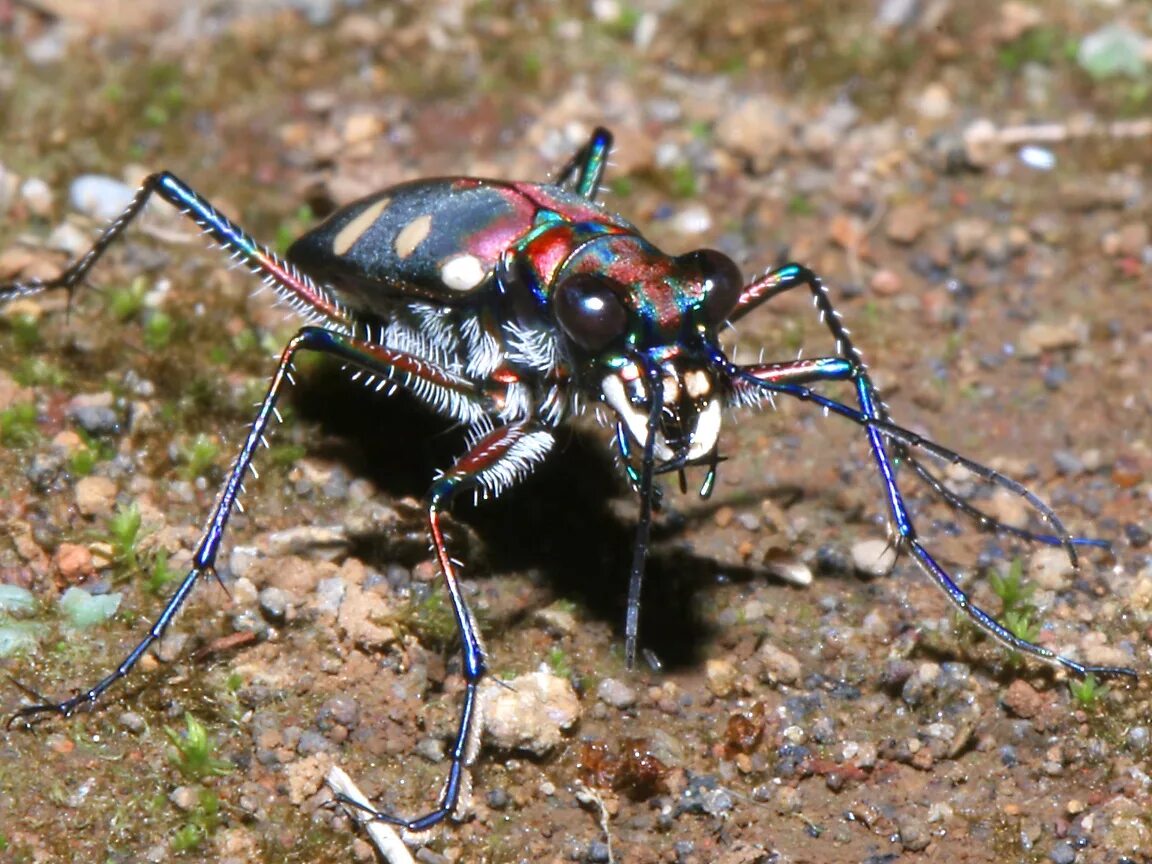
552;238;743;467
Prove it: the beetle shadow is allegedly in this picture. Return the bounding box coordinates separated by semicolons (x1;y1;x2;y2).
290;361;741;671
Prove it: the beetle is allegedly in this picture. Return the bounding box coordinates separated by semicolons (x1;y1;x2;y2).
1;127;1136;831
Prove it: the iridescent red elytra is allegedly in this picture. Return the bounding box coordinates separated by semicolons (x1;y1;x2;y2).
1;128;1135;832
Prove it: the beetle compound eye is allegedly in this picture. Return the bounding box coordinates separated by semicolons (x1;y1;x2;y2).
554;273;629;351
684;249;743;326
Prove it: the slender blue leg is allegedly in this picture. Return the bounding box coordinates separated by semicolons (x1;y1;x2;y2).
0;172;351;330
726;263;1102;552
552;127;614;201
347;421;556;830
7;327;488;727
716;351;1136;681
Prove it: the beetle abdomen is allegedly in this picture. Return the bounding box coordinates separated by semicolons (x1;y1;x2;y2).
287;179;537;308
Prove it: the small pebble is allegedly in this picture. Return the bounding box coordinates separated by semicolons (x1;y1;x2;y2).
851;538;897;578
20;177;53;217
169;786;200;813
74;476;117;518
414;737;445;763
67;393;120;436
596;677;637;709
1124;523;1150;548
1126;726;1150;754
757;641;801;685
69;175;136;222
1002;679;1044;719
884;203;929;245
1049;841;1076;864
1029;547;1074;591
898;814;932;851
705;657;737;698
118;711;147;734
316;695;360;731
586;841;612;863
258;586;290;623
480;670;580;755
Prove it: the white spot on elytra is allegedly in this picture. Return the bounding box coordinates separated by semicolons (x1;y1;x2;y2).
394;213;432;259
440;254;487;292
333;197;390;256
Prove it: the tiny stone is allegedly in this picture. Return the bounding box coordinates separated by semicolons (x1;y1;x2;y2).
74;476;117;518
1125;726;1149;754
534;603;577;637
671;204;711;235
67;393;120;436
1029;547;1075;591
596;677;637;709
885;203;929;245
1049;841;1076;864
758;640;801;685
1002;679;1044;719
1124;523;1150;548
870;268;903;296
486;788;509;810
118;711;147;734
898;814;932;852
316;695;360;731
586;841;612;863
736;512;760;532
851;538;897;578
480;670;580;755
951;218;991;259
705;658;737;698
258;586;290;623
169;785;199;813
1016;319;1084;359
20;177;53;217
54;543;95;583
414;736;445;763
154;631;188;664
295;730;330;756
915;82;952;119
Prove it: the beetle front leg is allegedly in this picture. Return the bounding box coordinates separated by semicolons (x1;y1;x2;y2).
8;326;487;727
720;354;1136;681
727;264;1101;551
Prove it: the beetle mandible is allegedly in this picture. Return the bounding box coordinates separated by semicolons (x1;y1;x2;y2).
1;127;1136;830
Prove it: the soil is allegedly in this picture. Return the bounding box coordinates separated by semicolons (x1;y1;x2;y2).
0;2;1151;863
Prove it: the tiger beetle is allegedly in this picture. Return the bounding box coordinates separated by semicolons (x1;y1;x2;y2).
1;127;1137;831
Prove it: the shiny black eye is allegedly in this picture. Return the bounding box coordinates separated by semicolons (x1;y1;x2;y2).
684;249;743;326
554;273;628;351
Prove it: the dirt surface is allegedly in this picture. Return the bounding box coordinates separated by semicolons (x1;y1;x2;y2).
1;2;1151;863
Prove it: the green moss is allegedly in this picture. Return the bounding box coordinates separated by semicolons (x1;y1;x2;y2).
165;713;233;781
0;402;39;448
106;501;144;574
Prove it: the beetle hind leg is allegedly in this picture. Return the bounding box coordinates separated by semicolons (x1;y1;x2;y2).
0;172;353;333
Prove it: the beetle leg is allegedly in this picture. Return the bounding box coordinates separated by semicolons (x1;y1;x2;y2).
7;326;487;728
0;172;353;333
717;352;1136;681
552;127;614;201
344;420;556;831
726;264;1102;551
